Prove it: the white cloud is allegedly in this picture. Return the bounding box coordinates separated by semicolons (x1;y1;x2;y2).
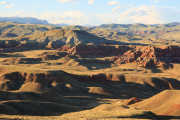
118;5;163;24
88;0;94;5
0;1;7;5
108;0;119;6
0;9;91;25
39;11;90;25
0;1;14;8
9;5;164;25
95;5;163;25
57;0;95;5
57;0;77;3
5;3;14;8
112;6;120;13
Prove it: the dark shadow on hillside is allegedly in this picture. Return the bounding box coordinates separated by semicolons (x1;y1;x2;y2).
0;118;22;120
146;63;174;73
73;74;180;99
77;59;113;70
150;77;180;90
0;91;100;116
162;63;174;70
1;57;43;65
0;53;25;58
17;58;42;64
148;67;163;73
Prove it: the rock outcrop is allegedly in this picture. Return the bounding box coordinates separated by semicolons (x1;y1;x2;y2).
113;46;180;68
60;44;180;68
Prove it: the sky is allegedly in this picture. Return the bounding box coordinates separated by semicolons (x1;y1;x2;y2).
0;0;180;25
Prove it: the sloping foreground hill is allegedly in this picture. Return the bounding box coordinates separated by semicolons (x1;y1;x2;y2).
132;90;180;116
59;90;180;120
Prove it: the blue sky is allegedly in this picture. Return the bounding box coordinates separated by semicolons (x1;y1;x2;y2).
0;0;180;25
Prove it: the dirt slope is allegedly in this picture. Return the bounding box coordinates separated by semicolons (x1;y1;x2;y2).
132;90;180;116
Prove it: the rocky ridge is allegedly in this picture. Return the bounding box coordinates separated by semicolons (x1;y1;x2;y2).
113;46;180;68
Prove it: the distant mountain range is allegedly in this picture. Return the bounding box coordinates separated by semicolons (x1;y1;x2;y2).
0;16;180;27
0;17;49;25
97;22;180;30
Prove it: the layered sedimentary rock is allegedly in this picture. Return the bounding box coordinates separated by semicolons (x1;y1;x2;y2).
60;44;180;68
113;46;180;68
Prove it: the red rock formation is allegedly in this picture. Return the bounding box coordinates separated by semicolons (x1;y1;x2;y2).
114;46;180;68
125;97;142;105
59;44;180;68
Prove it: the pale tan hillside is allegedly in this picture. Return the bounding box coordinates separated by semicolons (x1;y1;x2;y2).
132;90;180;116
